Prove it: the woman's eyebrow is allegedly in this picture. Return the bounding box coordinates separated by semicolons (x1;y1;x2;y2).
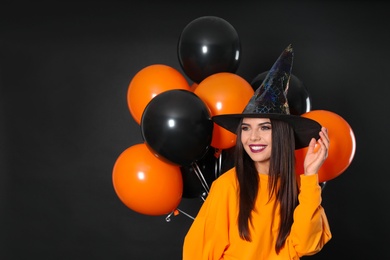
241;121;271;126
259;122;271;126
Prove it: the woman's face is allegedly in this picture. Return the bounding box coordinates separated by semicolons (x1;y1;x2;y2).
240;117;272;174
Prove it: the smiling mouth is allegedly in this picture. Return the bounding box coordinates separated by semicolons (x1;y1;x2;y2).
249;145;266;153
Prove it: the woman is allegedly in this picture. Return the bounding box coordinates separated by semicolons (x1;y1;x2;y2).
182;45;331;259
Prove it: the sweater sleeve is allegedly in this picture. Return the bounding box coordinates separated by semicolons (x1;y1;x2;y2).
182;175;234;260
286;174;332;257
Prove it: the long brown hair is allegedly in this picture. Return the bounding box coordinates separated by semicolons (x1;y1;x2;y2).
235;118;299;254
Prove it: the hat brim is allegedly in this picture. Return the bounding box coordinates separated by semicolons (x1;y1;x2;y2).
212;113;321;150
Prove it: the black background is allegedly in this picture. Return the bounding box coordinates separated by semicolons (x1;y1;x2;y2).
1;1;389;259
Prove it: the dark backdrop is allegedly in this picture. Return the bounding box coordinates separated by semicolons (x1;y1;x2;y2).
1;1;389;259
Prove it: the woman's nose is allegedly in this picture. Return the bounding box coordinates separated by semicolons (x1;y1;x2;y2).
250;131;261;141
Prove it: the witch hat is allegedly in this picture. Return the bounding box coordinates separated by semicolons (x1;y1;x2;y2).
212;45;321;149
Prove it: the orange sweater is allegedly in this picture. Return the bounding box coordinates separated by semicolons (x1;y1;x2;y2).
183;168;331;260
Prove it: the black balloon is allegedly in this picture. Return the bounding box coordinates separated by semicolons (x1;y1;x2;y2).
181;145;237;199
251;71;312;115
177;16;241;84
180;147;220;198
141;89;213;166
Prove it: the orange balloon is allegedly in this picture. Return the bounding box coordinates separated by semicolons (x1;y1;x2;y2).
112;143;183;216
295;110;356;182
194;72;254;149
127;64;190;124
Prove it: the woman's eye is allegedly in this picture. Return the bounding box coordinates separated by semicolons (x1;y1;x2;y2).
241;126;249;131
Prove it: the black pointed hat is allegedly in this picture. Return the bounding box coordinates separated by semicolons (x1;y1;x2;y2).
212;45;321;149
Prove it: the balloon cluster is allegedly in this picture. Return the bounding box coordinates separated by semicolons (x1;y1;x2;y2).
112;16;356;217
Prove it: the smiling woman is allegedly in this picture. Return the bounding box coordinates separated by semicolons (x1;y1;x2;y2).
240;118;272;174
183;46;331;259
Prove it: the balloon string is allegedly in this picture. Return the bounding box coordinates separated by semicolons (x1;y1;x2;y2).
165;211;174;222
192;162;210;194
177;208;195;220
165;208;194;222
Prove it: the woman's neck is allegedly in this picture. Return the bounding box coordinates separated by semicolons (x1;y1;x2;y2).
254;161;269;175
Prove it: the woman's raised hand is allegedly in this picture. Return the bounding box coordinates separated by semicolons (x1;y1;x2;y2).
303;127;329;176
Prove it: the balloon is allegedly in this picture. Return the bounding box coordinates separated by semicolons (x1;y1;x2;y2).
127;64;190;124
251;71;311;115
141;89;213;166
112;143;183;216
194;72;254;149
295;110;356;182
180;147;221;198
177;16;241;84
